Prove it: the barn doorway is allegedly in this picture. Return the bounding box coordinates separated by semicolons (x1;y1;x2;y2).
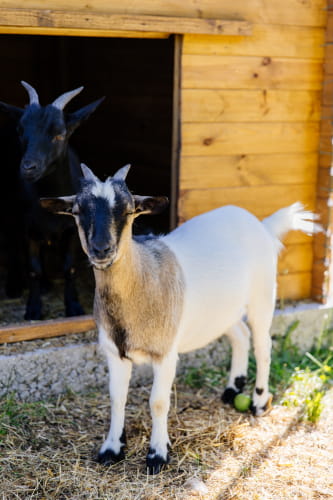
0;33;179;324
0;33;177;231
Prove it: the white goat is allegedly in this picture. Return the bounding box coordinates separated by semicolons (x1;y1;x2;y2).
41;163;322;474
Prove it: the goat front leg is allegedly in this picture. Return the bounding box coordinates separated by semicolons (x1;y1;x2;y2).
97;352;132;465
147;349;178;474
25;239;42;320
62;228;84;316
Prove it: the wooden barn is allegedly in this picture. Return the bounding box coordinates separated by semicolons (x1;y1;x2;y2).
0;0;333;342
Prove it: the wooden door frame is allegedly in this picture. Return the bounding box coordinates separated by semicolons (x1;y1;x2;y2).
0;14;251;342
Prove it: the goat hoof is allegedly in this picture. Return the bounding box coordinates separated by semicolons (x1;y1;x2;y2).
146;448;169;475
97;447;125;466
65;302;85;317
250;394;273;416
221;387;238;405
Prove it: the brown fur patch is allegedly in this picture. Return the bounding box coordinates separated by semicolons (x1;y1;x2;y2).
94;235;184;362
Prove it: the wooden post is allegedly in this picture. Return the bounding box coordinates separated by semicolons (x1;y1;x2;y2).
170;35;182;229
312;2;333;302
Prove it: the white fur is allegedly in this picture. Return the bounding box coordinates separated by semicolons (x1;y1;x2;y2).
91;179;115;205
87;199;321;471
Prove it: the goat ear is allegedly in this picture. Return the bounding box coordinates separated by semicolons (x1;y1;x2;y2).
113;164;131;182
40;196;75;216
65;97;105;136
134;195;169;216
0;102;24;121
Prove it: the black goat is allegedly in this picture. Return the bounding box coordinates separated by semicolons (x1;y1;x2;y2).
0;82;104;319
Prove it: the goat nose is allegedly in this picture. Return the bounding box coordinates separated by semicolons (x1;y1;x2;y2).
22;160;37;172
92;242;111;259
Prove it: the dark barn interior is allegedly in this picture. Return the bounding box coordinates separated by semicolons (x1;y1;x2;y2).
0;34;175;322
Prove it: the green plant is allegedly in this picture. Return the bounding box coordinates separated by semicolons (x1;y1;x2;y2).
183;363;226;389
305;390;324;423
182;319;333;425
0;393;47;441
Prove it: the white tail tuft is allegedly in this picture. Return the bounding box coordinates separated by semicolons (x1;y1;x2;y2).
262;202;323;252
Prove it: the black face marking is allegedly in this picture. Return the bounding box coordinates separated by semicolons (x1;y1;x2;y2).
235;375;247;391
77;192;112;257
111;181;134;241
92;197;113;256
255;387;264;395
76;179;135;263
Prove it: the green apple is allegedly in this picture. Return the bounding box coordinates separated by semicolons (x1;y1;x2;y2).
234;393;251;412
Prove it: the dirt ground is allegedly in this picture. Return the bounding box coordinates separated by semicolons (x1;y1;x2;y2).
0;377;332;500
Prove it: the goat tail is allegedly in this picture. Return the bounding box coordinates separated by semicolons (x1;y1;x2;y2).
262;202;323;252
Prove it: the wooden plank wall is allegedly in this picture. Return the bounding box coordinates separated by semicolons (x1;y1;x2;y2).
179;2;327;300
0;0;329;301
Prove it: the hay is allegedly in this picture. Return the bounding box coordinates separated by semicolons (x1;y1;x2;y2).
1;381;332;499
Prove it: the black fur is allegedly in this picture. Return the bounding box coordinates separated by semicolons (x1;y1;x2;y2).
255;387;264;395
96;428;126;466
146;447;170;475
0;85;103;319
222;375;247;404
97;447;125;466
250;399;269;416
235;375;247;391
99;286;128;359
221;387;238;404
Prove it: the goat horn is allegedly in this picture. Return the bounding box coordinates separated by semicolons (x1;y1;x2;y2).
113;164;131;182
80;163;99;183
21;81;40;105
52;86;84;110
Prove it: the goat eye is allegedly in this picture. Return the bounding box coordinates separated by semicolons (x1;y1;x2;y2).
52;133;65;142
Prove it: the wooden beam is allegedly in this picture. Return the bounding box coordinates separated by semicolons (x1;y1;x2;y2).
0;315;96;344
0;26;169;38
0;0;326;28
0;8;252;36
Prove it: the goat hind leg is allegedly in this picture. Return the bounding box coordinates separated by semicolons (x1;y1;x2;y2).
222;321;250;404
248;298;274;416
